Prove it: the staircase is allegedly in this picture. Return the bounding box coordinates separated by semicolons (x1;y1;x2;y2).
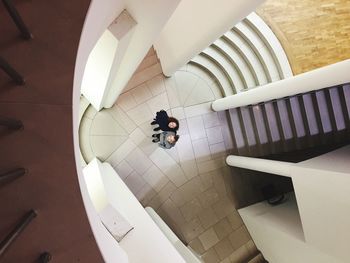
186;12;292;97
225;84;350;157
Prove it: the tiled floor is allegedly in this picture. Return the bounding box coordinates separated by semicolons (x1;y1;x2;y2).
80;52;258;262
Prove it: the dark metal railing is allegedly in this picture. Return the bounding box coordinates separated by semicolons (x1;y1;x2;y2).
38;252;52;263
2;0;32;39
0;117;23;130
0;168;26;186
0;57;25;85
0;210;37;257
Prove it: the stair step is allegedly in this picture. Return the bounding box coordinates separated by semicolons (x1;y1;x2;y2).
191;54;234;96
289;96;306;138
264;102;282;143
223;30;268;86
245;12;293;79
276;99;294;140
338;84;350;129
252;105;268;144
213;38;256;89
301;93;320;136
203;44;245;92
229;108;249;155
315;90;333;134
329;86;346;131
234;21;280;82
187;62;224;99
240;107;257;148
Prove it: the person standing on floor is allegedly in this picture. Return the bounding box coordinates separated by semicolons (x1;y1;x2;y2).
151;110;179;132
152;131;179;149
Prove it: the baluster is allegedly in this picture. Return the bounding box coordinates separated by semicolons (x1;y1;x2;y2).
0;117;23;130
2;0;33;39
0;57;25;85
38;252;52;263
0;210;37;257
0;168;26;186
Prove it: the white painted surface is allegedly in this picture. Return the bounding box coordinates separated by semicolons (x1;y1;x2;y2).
234;146;350;262
145;207;202;263
240;193;342;263
212;59;350;111
226;155;293;177
82;159;187;263
75;0;181;111
292;146;350;262
81;31;118;110
154;0;265;76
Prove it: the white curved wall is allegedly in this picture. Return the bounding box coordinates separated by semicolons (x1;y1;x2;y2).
73;0;181;261
154;0;265;76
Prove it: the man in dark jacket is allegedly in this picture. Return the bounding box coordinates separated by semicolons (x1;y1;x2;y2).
152;131;179;149
151;110;179;132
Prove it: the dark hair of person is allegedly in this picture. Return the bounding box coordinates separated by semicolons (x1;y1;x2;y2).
168;117;179;131
174;135;180;142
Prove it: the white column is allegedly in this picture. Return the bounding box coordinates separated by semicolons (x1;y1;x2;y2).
212;59;350;111
226;155;293;177
154;0;265;76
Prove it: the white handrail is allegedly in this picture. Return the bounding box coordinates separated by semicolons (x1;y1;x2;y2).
226;155;293;177
212;59;350;111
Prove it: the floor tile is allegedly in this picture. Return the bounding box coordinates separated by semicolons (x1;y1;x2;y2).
198;187;220;208
192;138;212;162
184;102;212;118
209;142;227;159
199;228;220;250
90;111;127;136
174;71;198;105
187;115;207;140
214;237;234;261
202;247;220;263
136;183;157;207
106;139;137;167
131;83;153;104
156;181;177;204
227;212;243;231
117;91;138;111
189;238;206;255
184;77;215;107
198;207;219;229
146;92;170;116
197;157;226;174
203;112;221;129
125;148;152;175
164;77;181;108
180;159;198;180
129;127;147;146
212;197;236;220
159;199;187;226
126;102;153;125
214;218;234;240
178;119;189;135
171;107;186;120
124;171;146;195
143;164;169;192
180;198;203;222
206;126;224;145
114;160;134;180
149;148;187;187
228;226;251;250
181;217;205;242
146;74;166;96
106;105;136;133
90;135;128;161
